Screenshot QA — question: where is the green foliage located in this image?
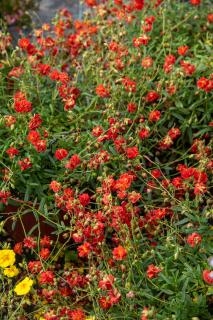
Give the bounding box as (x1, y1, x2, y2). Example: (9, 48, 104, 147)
(0, 0, 212, 319)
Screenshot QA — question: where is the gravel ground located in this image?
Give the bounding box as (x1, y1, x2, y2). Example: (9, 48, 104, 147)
(8, 0, 85, 42)
(34, 0, 84, 23)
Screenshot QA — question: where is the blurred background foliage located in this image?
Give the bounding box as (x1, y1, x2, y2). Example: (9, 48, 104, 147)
(0, 0, 38, 26)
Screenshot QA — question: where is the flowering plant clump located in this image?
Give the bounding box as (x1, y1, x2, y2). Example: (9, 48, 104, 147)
(0, 0, 212, 319)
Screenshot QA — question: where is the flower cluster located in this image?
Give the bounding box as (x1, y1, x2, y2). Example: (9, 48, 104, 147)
(0, 0, 212, 319)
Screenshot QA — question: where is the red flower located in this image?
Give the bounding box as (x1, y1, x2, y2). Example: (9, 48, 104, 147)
(126, 146, 139, 159)
(145, 16, 156, 25)
(49, 69, 60, 81)
(141, 307, 150, 320)
(114, 173, 134, 191)
(146, 180, 157, 190)
(27, 130, 40, 144)
(158, 138, 171, 150)
(149, 110, 161, 122)
(40, 236, 51, 248)
(114, 0, 123, 5)
(177, 46, 189, 56)
(133, 35, 150, 47)
(14, 98, 32, 113)
(28, 114, 42, 130)
(147, 264, 161, 279)
(128, 191, 141, 203)
(39, 270, 55, 285)
(186, 232, 202, 247)
(18, 37, 30, 49)
(34, 140, 47, 153)
(180, 167, 195, 179)
(163, 54, 176, 73)
(109, 41, 119, 52)
(165, 54, 176, 65)
(77, 242, 92, 258)
(190, 0, 201, 5)
(43, 129, 48, 138)
(161, 179, 170, 188)
(208, 14, 213, 23)
(180, 61, 196, 76)
(23, 236, 36, 249)
(99, 274, 115, 290)
(92, 126, 103, 137)
(0, 190, 11, 204)
(63, 188, 74, 199)
(166, 84, 176, 96)
(168, 128, 181, 140)
(6, 147, 19, 159)
(197, 77, 211, 92)
(194, 182, 207, 195)
(43, 310, 58, 320)
(127, 102, 137, 113)
(18, 157, 32, 171)
(145, 91, 160, 103)
(96, 84, 110, 98)
(14, 91, 32, 113)
(59, 287, 73, 297)
(0, 180, 11, 192)
(151, 169, 161, 179)
(99, 296, 112, 309)
(28, 260, 42, 274)
(40, 248, 50, 260)
(114, 137, 126, 153)
(122, 77, 137, 93)
(70, 309, 86, 320)
(55, 148, 68, 160)
(36, 63, 51, 76)
(108, 288, 121, 305)
(14, 91, 26, 102)
(134, 0, 144, 10)
(50, 181, 61, 192)
(8, 66, 24, 78)
(65, 154, 81, 170)
(142, 23, 153, 33)
(14, 242, 23, 255)
(139, 128, 150, 139)
(172, 177, 183, 189)
(79, 193, 90, 206)
(4, 115, 16, 127)
(202, 270, 213, 285)
(141, 56, 153, 69)
(112, 245, 127, 260)
(193, 171, 207, 185)
(85, 0, 97, 7)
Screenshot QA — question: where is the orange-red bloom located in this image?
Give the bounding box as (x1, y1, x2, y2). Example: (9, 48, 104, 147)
(112, 245, 127, 260)
(146, 264, 161, 279)
(55, 149, 68, 160)
(202, 270, 213, 285)
(186, 233, 202, 247)
(96, 84, 110, 98)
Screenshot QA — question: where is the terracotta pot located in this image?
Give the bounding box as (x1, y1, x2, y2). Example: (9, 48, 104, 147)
(2, 202, 66, 243)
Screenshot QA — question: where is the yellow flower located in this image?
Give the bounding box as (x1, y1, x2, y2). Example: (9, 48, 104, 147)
(86, 317, 96, 320)
(14, 277, 33, 296)
(3, 265, 19, 278)
(0, 249, 15, 268)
